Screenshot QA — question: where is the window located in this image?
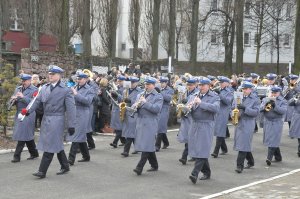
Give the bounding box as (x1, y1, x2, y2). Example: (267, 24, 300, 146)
(211, 32, 217, 44)
(244, 33, 250, 46)
(121, 43, 126, 51)
(286, 4, 292, 19)
(9, 9, 23, 31)
(283, 34, 290, 47)
(211, 0, 218, 11)
(245, 1, 251, 16)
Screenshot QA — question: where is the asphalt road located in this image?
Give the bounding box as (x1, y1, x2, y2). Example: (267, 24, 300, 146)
(0, 123, 299, 199)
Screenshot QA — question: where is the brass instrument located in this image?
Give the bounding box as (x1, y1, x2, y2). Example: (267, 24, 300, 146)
(232, 92, 243, 125)
(176, 103, 185, 118)
(119, 88, 129, 122)
(7, 87, 22, 111)
(265, 103, 272, 112)
(264, 97, 276, 112)
(83, 69, 94, 79)
(130, 91, 146, 118)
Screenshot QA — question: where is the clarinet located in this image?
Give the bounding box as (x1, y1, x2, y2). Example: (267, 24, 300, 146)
(130, 91, 146, 118)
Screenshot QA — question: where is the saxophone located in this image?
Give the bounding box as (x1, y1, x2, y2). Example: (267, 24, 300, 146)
(232, 95, 241, 125)
(119, 88, 129, 122)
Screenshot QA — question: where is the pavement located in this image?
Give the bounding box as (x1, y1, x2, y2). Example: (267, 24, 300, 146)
(0, 123, 300, 199)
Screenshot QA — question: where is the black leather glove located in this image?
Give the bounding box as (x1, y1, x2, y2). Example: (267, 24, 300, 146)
(237, 104, 246, 110)
(68, 128, 75, 136)
(270, 100, 275, 108)
(111, 91, 118, 99)
(181, 99, 188, 104)
(124, 98, 131, 104)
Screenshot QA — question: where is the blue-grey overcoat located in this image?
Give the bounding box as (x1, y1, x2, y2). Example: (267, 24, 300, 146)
(110, 86, 124, 130)
(122, 87, 142, 138)
(177, 88, 198, 143)
(260, 96, 287, 147)
(214, 87, 233, 137)
(29, 81, 76, 153)
(87, 80, 99, 132)
(188, 91, 220, 158)
(66, 84, 94, 142)
(158, 86, 174, 134)
(12, 85, 37, 141)
(134, 90, 163, 152)
(233, 92, 260, 152)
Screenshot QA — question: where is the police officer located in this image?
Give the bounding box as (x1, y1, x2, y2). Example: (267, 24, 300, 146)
(233, 81, 260, 173)
(67, 72, 94, 165)
(177, 77, 198, 165)
(260, 86, 287, 166)
(288, 82, 300, 157)
(284, 74, 299, 130)
(155, 76, 174, 152)
(121, 76, 142, 157)
(133, 76, 163, 175)
(110, 75, 126, 148)
(188, 77, 220, 184)
(11, 74, 39, 163)
(211, 76, 233, 158)
(86, 72, 99, 150)
(23, 65, 76, 178)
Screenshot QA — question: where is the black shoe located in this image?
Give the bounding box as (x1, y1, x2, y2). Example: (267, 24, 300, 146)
(32, 171, 46, 178)
(56, 168, 70, 175)
(179, 158, 187, 165)
(189, 175, 197, 184)
(121, 152, 129, 157)
(211, 153, 218, 158)
(110, 143, 117, 148)
(27, 154, 39, 160)
(119, 143, 125, 146)
(88, 147, 95, 150)
(244, 164, 254, 169)
(78, 158, 90, 162)
(131, 151, 138, 154)
(162, 145, 169, 149)
(188, 158, 195, 162)
(155, 148, 160, 152)
(199, 175, 210, 180)
(266, 159, 271, 166)
(147, 167, 158, 172)
(68, 160, 74, 166)
(235, 167, 243, 173)
(11, 158, 20, 163)
(133, 168, 142, 175)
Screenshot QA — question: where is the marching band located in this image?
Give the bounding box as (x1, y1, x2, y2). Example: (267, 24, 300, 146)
(9, 64, 300, 183)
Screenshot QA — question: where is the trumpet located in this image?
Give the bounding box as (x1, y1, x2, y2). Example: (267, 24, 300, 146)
(264, 97, 276, 112)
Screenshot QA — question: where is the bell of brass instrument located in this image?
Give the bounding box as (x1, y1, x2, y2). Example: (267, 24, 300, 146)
(264, 103, 272, 112)
(176, 103, 184, 118)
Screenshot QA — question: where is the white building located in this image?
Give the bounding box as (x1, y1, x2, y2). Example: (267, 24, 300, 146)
(88, 0, 295, 64)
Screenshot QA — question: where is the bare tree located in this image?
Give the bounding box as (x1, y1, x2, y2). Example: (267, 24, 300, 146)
(59, 0, 69, 53)
(151, 0, 161, 60)
(97, 0, 119, 59)
(29, 0, 39, 51)
(82, 0, 92, 65)
(190, 0, 200, 74)
(168, 0, 176, 58)
(235, 0, 245, 74)
(295, 0, 300, 72)
(128, 0, 141, 61)
(0, 0, 3, 61)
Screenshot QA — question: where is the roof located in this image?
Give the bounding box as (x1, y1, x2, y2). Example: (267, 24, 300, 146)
(2, 31, 58, 54)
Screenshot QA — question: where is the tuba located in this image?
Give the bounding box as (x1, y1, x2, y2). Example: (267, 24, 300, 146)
(83, 69, 94, 79)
